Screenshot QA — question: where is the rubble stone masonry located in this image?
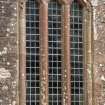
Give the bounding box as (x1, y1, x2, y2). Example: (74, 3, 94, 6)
(0, 0, 18, 105)
(92, 0, 105, 105)
(0, 0, 105, 105)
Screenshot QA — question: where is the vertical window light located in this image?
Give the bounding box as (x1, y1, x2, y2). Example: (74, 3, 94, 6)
(26, 0, 40, 105)
(48, 0, 62, 105)
(70, 0, 84, 105)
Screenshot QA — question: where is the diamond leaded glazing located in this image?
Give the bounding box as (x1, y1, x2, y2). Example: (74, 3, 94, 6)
(26, 0, 40, 105)
(70, 0, 84, 105)
(48, 0, 62, 105)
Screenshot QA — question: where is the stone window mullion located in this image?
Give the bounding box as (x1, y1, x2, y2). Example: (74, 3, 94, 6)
(19, 0, 27, 105)
(62, 3, 71, 105)
(39, 1, 49, 105)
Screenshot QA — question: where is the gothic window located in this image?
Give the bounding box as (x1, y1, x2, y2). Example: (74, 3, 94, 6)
(26, 0, 40, 105)
(48, 0, 62, 105)
(70, 0, 84, 105)
(22, 0, 92, 105)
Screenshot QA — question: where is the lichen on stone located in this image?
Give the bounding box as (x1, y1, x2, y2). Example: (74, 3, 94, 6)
(0, 68, 11, 80)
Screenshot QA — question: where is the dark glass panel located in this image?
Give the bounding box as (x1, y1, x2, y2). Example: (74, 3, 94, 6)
(70, 0, 84, 105)
(26, 0, 40, 105)
(48, 0, 62, 105)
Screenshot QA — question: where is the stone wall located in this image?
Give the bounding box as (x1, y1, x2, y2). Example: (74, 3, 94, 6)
(0, 0, 105, 105)
(91, 0, 105, 105)
(0, 0, 18, 105)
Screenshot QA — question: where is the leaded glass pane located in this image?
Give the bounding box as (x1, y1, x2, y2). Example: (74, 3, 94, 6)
(70, 0, 84, 105)
(48, 0, 62, 105)
(26, 1, 40, 105)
